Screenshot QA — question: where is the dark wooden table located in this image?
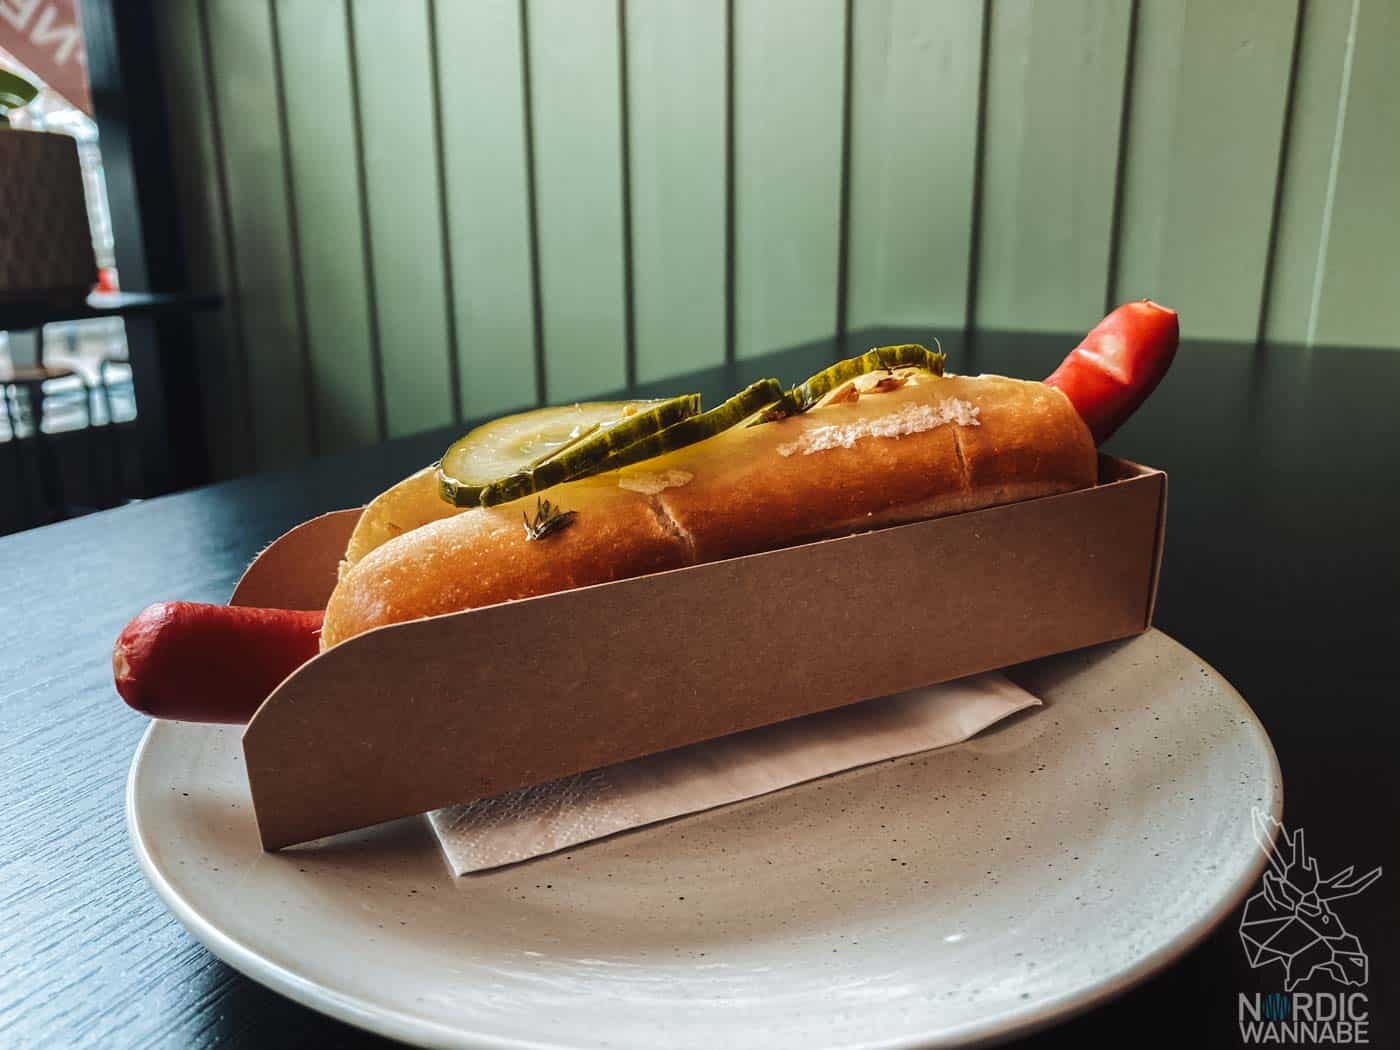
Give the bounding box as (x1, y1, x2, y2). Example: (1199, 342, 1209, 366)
(3, 330, 1396, 1048)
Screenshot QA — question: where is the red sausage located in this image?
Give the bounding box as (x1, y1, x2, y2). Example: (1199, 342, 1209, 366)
(1045, 300, 1179, 444)
(113, 602, 323, 724)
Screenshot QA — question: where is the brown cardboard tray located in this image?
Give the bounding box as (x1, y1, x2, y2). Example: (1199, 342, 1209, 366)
(234, 454, 1166, 850)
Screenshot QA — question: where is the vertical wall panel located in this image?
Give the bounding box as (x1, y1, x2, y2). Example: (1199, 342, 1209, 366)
(152, 0, 1400, 487)
(275, 0, 378, 454)
(349, 0, 455, 436)
(1308, 0, 1400, 349)
(1261, 0, 1352, 345)
(1114, 0, 1298, 341)
(205, 0, 311, 468)
(153, 3, 250, 480)
(976, 0, 1131, 333)
(734, 0, 845, 359)
(435, 0, 539, 419)
(626, 0, 726, 383)
(847, 0, 982, 332)
(528, 0, 628, 402)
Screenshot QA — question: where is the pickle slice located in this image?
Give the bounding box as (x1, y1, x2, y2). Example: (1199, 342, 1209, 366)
(437, 400, 659, 507)
(595, 378, 783, 472)
(748, 343, 946, 425)
(478, 394, 702, 506)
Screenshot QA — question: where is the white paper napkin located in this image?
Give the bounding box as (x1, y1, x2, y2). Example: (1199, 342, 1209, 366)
(427, 672, 1040, 875)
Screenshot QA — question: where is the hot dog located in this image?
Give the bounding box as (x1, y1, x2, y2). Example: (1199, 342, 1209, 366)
(113, 603, 323, 724)
(114, 303, 1178, 722)
(321, 372, 1096, 646)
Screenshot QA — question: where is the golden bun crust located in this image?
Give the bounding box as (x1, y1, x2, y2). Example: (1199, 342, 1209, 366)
(321, 479, 690, 648)
(341, 466, 460, 570)
(652, 374, 1094, 560)
(322, 374, 1095, 647)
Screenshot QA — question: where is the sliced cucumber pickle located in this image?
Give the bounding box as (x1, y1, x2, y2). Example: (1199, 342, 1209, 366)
(437, 400, 660, 507)
(749, 343, 946, 425)
(438, 344, 940, 508)
(477, 394, 701, 506)
(595, 378, 783, 473)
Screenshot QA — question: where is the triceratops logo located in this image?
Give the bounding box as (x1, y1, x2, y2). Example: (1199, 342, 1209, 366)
(1240, 810, 1382, 991)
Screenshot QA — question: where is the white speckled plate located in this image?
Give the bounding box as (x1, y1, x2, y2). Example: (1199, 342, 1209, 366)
(128, 628, 1280, 1049)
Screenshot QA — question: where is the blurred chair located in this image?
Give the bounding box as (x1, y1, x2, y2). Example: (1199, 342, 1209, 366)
(93, 318, 134, 427)
(0, 326, 105, 522)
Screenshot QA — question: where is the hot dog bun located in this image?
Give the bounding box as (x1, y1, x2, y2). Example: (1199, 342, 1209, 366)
(321, 374, 1095, 648)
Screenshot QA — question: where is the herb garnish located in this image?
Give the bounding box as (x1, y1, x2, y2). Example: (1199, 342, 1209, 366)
(523, 497, 577, 541)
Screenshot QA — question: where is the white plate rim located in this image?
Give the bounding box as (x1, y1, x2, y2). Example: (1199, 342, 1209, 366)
(127, 635, 1283, 1050)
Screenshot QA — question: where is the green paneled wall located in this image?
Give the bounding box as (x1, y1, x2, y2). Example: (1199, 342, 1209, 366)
(275, 0, 379, 454)
(156, 0, 1400, 479)
(528, 0, 630, 401)
(351, 1, 457, 437)
(733, 0, 845, 360)
(1113, 0, 1297, 340)
(205, 0, 312, 468)
(626, 0, 727, 383)
(435, 0, 539, 420)
(1303, 0, 1400, 349)
(976, 0, 1132, 332)
(846, 0, 982, 332)
(1261, 0, 1352, 345)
